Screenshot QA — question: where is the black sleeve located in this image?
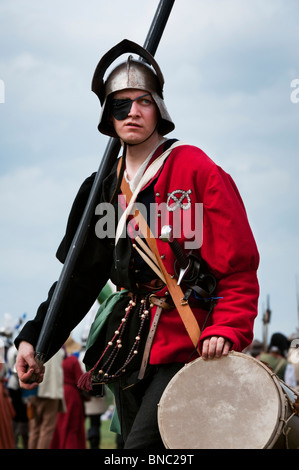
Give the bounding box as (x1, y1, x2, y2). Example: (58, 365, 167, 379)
(56, 172, 97, 262)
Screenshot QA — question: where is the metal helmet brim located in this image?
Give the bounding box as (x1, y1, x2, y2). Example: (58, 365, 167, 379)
(92, 39, 175, 138)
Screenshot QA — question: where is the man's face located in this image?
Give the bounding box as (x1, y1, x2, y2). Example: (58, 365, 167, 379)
(110, 88, 159, 145)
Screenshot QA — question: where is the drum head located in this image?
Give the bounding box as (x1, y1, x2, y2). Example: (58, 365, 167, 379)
(158, 352, 284, 449)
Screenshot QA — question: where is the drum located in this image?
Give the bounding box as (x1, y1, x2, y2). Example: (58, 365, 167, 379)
(158, 351, 299, 449)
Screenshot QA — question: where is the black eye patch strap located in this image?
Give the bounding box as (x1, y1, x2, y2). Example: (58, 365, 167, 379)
(111, 93, 150, 120)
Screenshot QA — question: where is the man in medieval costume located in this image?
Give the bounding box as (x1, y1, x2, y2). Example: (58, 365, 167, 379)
(15, 40, 259, 449)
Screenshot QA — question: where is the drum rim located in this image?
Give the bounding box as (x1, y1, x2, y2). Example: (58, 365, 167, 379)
(158, 351, 286, 449)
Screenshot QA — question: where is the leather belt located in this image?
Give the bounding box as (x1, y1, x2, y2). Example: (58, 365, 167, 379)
(150, 294, 174, 310)
(129, 282, 200, 380)
(138, 294, 173, 380)
(127, 290, 173, 380)
(128, 288, 200, 380)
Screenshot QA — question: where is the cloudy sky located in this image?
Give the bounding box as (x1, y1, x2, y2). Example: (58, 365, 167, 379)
(0, 0, 298, 346)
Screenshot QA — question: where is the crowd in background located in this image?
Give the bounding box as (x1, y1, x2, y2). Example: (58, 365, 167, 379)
(245, 332, 299, 390)
(0, 331, 118, 450)
(1, 324, 298, 449)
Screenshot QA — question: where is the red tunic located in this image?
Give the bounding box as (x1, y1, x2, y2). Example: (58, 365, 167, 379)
(138, 144, 259, 364)
(50, 354, 86, 449)
(0, 366, 15, 449)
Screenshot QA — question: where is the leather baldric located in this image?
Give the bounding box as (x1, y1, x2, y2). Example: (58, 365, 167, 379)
(116, 150, 201, 368)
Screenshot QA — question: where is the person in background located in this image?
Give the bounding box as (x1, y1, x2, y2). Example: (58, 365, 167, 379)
(27, 348, 64, 449)
(0, 333, 15, 449)
(84, 388, 108, 449)
(288, 333, 299, 392)
(7, 344, 29, 448)
(243, 339, 263, 358)
(259, 332, 297, 388)
(50, 336, 86, 449)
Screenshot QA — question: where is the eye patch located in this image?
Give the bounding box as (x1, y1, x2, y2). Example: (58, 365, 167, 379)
(111, 93, 150, 120)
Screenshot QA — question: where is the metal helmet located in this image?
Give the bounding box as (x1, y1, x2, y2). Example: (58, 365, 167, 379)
(92, 39, 175, 138)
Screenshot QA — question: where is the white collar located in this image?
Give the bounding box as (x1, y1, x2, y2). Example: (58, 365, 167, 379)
(124, 138, 167, 193)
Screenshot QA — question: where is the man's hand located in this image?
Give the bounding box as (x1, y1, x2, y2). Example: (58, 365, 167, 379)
(15, 341, 45, 390)
(202, 336, 231, 360)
